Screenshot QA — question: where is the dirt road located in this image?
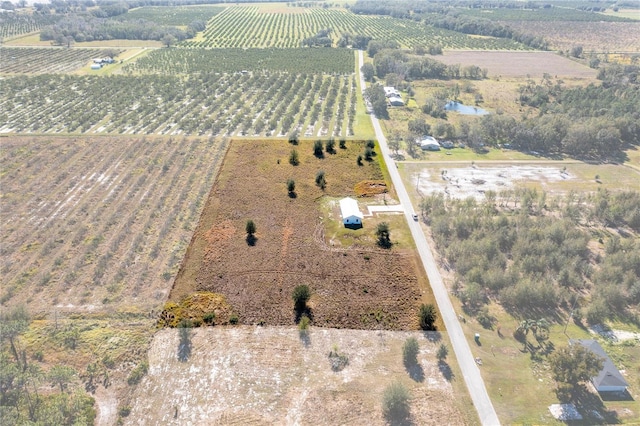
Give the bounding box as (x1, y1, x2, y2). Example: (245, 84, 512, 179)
(358, 50, 501, 426)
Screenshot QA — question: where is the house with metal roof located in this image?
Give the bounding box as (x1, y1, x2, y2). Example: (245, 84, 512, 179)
(572, 339, 629, 393)
(339, 197, 363, 227)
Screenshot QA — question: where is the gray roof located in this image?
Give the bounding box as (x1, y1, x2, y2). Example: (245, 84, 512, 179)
(572, 339, 628, 389)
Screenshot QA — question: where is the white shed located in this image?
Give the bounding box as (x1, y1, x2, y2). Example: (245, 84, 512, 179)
(339, 197, 363, 227)
(572, 339, 629, 393)
(417, 136, 440, 151)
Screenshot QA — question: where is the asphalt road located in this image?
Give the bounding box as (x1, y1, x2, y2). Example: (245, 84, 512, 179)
(358, 50, 501, 426)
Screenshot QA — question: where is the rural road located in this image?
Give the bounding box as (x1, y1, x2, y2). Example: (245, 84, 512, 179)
(358, 50, 501, 426)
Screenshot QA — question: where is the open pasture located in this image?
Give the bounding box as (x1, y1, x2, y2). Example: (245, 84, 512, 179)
(124, 47, 354, 75)
(184, 5, 529, 50)
(454, 6, 633, 22)
(0, 71, 359, 138)
(0, 47, 121, 75)
(169, 139, 434, 330)
(437, 51, 598, 79)
(504, 21, 640, 53)
(122, 5, 224, 26)
(0, 135, 229, 315)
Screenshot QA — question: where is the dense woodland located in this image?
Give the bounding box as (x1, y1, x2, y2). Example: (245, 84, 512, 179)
(420, 188, 640, 325)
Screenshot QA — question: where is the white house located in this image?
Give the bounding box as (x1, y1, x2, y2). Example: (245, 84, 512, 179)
(417, 136, 440, 151)
(339, 197, 363, 227)
(383, 86, 400, 98)
(572, 340, 629, 393)
(388, 96, 405, 107)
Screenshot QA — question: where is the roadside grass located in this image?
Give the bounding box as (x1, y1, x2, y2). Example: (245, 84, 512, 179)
(353, 51, 375, 139)
(601, 9, 640, 20)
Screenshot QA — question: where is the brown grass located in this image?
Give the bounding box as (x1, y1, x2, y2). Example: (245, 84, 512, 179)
(170, 139, 438, 330)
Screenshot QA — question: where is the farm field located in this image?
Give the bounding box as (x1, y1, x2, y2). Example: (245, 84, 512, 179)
(436, 51, 598, 79)
(0, 135, 229, 314)
(454, 7, 633, 22)
(0, 47, 121, 74)
(169, 139, 437, 330)
(184, 5, 530, 50)
(504, 21, 640, 53)
(126, 327, 476, 425)
(0, 11, 60, 39)
(3, 33, 164, 48)
(0, 71, 359, 138)
(122, 5, 224, 25)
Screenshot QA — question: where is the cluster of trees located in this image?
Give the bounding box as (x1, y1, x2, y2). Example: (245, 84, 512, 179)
(40, 14, 201, 44)
(336, 33, 371, 49)
(420, 188, 640, 322)
(0, 306, 96, 425)
(301, 28, 332, 47)
(373, 48, 486, 81)
(363, 84, 389, 119)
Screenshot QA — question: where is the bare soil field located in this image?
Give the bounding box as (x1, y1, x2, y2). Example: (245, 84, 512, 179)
(170, 139, 435, 330)
(0, 135, 229, 315)
(126, 327, 473, 425)
(438, 51, 598, 79)
(504, 21, 640, 53)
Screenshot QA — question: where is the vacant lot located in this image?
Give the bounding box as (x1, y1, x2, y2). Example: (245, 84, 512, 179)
(437, 51, 598, 79)
(127, 327, 474, 425)
(170, 139, 435, 330)
(505, 21, 640, 53)
(0, 135, 228, 315)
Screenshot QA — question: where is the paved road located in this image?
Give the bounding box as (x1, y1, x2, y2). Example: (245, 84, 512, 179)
(358, 50, 501, 426)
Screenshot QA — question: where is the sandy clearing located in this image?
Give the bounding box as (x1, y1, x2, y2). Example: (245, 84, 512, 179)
(126, 326, 467, 425)
(412, 164, 573, 200)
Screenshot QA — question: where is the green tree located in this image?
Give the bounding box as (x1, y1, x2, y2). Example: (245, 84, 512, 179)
(419, 304, 437, 330)
(162, 34, 177, 48)
(361, 63, 375, 82)
(245, 220, 256, 236)
(292, 285, 311, 312)
(289, 149, 299, 166)
(402, 337, 419, 367)
(315, 170, 326, 190)
(376, 222, 391, 248)
(48, 365, 76, 393)
(550, 344, 603, 401)
(0, 305, 30, 364)
(436, 343, 449, 361)
(325, 138, 335, 154)
(287, 179, 296, 195)
(382, 382, 410, 423)
(313, 140, 324, 158)
(356, 155, 363, 166)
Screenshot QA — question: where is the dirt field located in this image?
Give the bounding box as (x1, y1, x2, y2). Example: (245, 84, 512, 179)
(126, 327, 473, 425)
(0, 135, 228, 315)
(170, 139, 435, 330)
(438, 51, 598, 79)
(504, 21, 640, 54)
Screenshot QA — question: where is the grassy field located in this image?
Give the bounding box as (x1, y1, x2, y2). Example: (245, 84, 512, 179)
(169, 139, 438, 330)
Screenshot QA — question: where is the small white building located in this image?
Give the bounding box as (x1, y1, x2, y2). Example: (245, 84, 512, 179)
(417, 136, 440, 151)
(383, 86, 400, 98)
(339, 197, 363, 227)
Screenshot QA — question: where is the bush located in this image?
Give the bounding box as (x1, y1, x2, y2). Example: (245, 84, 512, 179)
(328, 344, 349, 371)
(119, 406, 131, 417)
(382, 382, 410, 423)
(289, 149, 299, 165)
(292, 284, 311, 312)
(376, 222, 391, 248)
(127, 361, 148, 385)
(298, 314, 310, 331)
(245, 220, 256, 235)
(339, 139, 346, 149)
(287, 178, 295, 194)
(419, 304, 437, 330)
(402, 337, 419, 367)
(436, 343, 449, 361)
(203, 312, 215, 325)
(326, 138, 335, 154)
(229, 314, 239, 325)
(357, 155, 363, 166)
(313, 140, 324, 158)
(315, 170, 326, 190)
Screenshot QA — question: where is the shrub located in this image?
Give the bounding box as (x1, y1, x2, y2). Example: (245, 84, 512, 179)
(419, 304, 437, 330)
(245, 220, 256, 235)
(203, 312, 216, 325)
(315, 170, 326, 190)
(292, 284, 311, 312)
(364, 146, 374, 161)
(366, 140, 375, 149)
(325, 138, 335, 154)
(313, 140, 324, 158)
(436, 343, 448, 361)
(289, 149, 299, 165)
(119, 406, 131, 417)
(382, 382, 410, 423)
(127, 361, 148, 385)
(376, 222, 391, 248)
(298, 314, 310, 331)
(339, 139, 346, 149)
(229, 314, 239, 325)
(402, 337, 419, 367)
(328, 344, 349, 371)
